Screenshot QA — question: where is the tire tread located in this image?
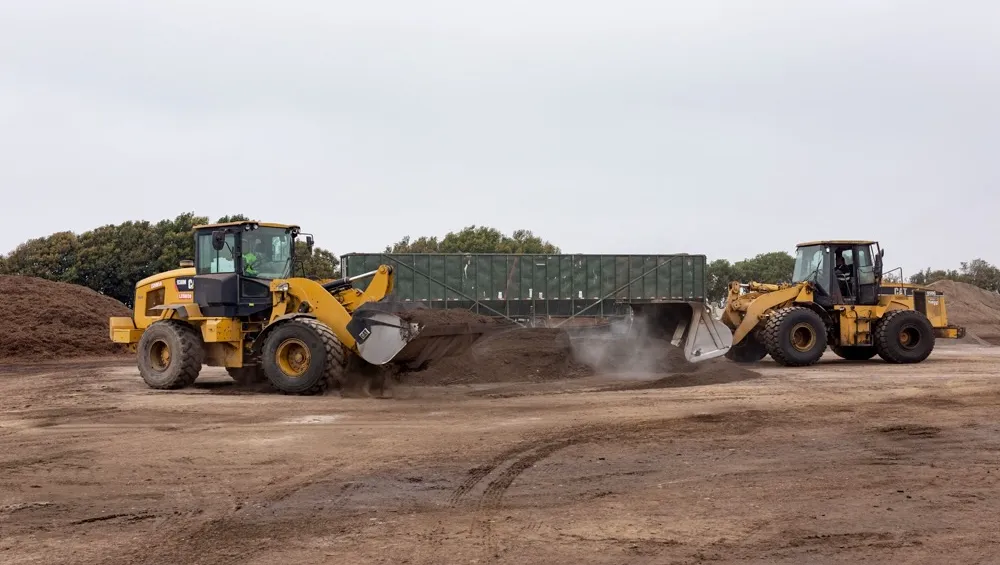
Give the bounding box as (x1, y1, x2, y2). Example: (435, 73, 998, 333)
(762, 306, 827, 367)
(137, 320, 204, 389)
(874, 309, 935, 364)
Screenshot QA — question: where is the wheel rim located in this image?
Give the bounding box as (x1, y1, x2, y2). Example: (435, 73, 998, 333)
(276, 339, 311, 378)
(790, 323, 817, 352)
(150, 339, 171, 371)
(899, 326, 921, 350)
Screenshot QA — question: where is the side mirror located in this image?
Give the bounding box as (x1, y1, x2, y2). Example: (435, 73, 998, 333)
(212, 230, 227, 251)
(306, 235, 314, 252)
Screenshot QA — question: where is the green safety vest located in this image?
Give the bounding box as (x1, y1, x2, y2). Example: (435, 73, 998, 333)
(244, 252, 258, 275)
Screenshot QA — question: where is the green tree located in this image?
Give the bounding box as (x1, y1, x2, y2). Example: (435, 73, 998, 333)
(295, 242, 341, 279)
(705, 251, 796, 303)
(155, 213, 210, 272)
(732, 251, 796, 285)
(908, 260, 1000, 292)
(909, 267, 960, 286)
(385, 235, 441, 253)
(706, 258, 736, 303)
(386, 226, 560, 254)
(216, 214, 250, 223)
(73, 220, 169, 307)
(0, 231, 81, 282)
(958, 259, 1000, 292)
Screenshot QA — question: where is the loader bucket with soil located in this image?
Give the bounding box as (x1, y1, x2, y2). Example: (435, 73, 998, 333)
(349, 303, 501, 370)
(628, 302, 733, 363)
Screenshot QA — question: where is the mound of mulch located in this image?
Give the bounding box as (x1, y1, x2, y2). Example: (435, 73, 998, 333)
(0, 275, 133, 361)
(385, 316, 760, 387)
(396, 326, 595, 386)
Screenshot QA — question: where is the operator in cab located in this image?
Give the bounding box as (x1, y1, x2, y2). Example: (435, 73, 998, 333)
(835, 251, 852, 298)
(242, 236, 267, 277)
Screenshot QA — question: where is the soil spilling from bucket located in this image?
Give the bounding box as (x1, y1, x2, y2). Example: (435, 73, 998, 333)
(375, 308, 761, 388)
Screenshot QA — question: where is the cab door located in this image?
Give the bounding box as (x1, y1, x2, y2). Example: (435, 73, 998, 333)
(854, 244, 878, 305)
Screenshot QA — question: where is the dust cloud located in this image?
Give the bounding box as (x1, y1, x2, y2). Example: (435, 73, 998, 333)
(568, 315, 697, 376)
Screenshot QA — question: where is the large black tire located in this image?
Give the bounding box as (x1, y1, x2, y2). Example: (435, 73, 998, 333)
(226, 366, 267, 386)
(762, 306, 828, 366)
(136, 320, 204, 389)
(874, 309, 935, 364)
(831, 345, 878, 361)
(725, 334, 768, 363)
(261, 318, 345, 395)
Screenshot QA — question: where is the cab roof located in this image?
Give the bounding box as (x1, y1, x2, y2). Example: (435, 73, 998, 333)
(193, 221, 300, 231)
(796, 240, 877, 247)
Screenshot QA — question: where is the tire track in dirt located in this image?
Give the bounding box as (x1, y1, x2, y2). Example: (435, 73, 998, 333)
(93, 461, 353, 565)
(108, 409, 787, 564)
(451, 409, 782, 561)
(473, 439, 580, 559)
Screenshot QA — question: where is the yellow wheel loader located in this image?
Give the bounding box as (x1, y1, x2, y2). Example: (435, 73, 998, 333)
(109, 221, 490, 394)
(719, 240, 965, 366)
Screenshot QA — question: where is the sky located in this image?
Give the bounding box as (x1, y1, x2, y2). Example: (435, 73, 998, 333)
(1, 1, 998, 278)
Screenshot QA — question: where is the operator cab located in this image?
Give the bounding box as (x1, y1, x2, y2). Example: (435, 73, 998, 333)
(191, 221, 309, 318)
(792, 240, 884, 307)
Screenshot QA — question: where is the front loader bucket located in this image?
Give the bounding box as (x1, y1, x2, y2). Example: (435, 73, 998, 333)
(347, 305, 493, 369)
(629, 302, 733, 363)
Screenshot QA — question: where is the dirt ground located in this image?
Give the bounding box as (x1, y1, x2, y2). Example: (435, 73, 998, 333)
(2, 343, 1000, 565)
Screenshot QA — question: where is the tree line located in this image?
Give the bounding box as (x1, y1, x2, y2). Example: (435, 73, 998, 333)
(1, 215, 995, 306)
(0, 213, 340, 307)
(908, 259, 1000, 293)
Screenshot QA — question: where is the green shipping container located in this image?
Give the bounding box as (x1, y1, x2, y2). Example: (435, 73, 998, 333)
(340, 253, 707, 322)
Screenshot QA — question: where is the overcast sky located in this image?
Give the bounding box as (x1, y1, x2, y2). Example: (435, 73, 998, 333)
(1, 1, 997, 277)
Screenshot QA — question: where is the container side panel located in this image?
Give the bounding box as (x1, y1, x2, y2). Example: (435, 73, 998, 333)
(545, 256, 561, 299)
(339, 252, 708, 308)
(492, 256, 509, 301)
(601, 256, 616, 299)
(475, 256, 492, 300)
(530, 256, 546, 301)
(615, 256, 629, 300)
(560, 256, 574, 299)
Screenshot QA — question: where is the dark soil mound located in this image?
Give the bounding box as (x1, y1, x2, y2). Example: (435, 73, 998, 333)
(395, 326, 595, 386)
(0, 275, 132, 361)
(386, 318, 760, 388)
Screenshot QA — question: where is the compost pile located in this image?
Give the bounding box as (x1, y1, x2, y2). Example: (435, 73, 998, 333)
(389, 307, 759, 387)
(399, 325, 595, 385)
(0, 275, 132, 361)
(928, 280, 1000, 345)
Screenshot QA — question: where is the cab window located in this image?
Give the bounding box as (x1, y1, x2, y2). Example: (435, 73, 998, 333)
(239, 227, 294, 279)
(856, 245, 875, 285)
(197, 232, 236, 274)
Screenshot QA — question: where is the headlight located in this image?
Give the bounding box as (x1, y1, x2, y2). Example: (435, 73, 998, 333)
(276, 282, 289, 292)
